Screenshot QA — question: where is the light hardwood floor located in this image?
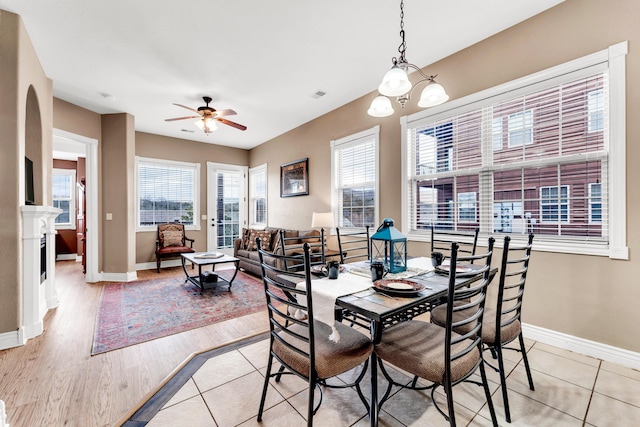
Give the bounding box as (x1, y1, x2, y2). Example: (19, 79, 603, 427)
(0, 260, 269, 427)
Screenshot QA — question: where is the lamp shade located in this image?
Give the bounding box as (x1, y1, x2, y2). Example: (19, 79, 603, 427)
(311, 212, 335, 229)
(367, 95, 394, 117)
(378, 65, 412, 97)
(417, 81, 449, 108)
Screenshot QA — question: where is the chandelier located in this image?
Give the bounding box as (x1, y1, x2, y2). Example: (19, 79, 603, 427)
(367, 0, 449, 117)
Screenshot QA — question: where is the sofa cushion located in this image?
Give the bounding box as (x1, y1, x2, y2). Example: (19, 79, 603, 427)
(298, 229, 320, 244)
(162, 230, 183, 247)
(237, 249, 252, 259)
(247, 251, 261, 262)
(247, 229, 273, 251)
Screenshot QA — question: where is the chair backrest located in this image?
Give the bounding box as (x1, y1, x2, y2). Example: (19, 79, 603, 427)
(493, 234, 534, 346)
(157, 223, 186, 248)
(336, 226, 370, 264)
(431, 225, 479, 262)
(444, 237, 495, 385)
(278, 229, 326, 272)
(256, 238, 317, 377)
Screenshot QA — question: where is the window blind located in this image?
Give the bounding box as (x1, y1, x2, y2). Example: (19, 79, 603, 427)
(331, 126, 379, 229)
(405, 70, 609, 245)
(137, 157, 199, 228)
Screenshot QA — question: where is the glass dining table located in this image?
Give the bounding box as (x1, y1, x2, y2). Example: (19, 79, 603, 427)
(278, 257, 492, 427)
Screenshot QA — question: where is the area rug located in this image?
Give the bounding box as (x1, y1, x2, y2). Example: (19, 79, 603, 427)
(91, 270, 268, 355)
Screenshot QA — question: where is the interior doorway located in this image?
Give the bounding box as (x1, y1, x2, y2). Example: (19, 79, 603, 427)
(206, 162, 247, 255)
(53, 129, 99, 282)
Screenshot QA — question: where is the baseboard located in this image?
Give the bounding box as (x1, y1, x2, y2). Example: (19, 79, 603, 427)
(136, 259, 182, 271)
(523, 323, 640, 370)
(56, 254, 77, 261)
(101, 271, 138, 282)
(0, 329, 22, 351)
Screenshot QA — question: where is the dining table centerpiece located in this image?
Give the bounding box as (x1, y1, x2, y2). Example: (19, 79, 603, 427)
(370, 218, 407, 274)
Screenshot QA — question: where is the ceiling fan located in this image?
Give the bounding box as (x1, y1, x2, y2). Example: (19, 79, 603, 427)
(165, 96, 247, 134)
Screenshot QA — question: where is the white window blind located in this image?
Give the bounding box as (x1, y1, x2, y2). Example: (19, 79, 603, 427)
(249, 164, 267, 227)
(331, 126, 379, 229)
(136, 157, 200, 230)
(402, 42, 628, 258)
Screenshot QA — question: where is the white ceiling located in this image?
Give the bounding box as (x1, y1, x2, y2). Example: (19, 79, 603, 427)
(1, 0, 564, 150)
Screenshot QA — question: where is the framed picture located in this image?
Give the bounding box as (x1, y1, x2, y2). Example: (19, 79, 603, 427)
(280, 158, 309, 197)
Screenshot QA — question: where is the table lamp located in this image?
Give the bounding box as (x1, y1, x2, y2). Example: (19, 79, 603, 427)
(311, 212, 334, 231)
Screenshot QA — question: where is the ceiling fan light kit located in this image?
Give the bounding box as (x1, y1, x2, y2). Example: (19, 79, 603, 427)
(368, 0, 449, 117)
(165, 96, 247, 134)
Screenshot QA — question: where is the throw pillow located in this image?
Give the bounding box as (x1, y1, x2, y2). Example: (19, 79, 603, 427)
(247, 229, 273, 251)
(240, 228, 251, 249)
(162, 230, 183, 247)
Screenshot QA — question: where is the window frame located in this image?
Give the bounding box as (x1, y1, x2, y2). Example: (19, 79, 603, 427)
(330, 125, 380, 232)
(52, 168, 76, 230)
(401, 41, 628, 259)
(248, 163, 268, 228)
(135, 156, 201, 232)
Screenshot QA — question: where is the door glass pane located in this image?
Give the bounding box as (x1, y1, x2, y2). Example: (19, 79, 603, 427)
(216, 171, 241, 249)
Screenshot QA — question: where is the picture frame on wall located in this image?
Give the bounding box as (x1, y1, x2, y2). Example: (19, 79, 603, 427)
(280, 158, 309, 197)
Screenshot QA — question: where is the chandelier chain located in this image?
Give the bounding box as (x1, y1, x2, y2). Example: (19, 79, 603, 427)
(397, 0, 407, 64)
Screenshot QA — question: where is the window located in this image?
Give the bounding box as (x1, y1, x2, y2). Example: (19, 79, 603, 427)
(589, 183, 602, 224)
(458, 192, 477, 223)
(136, 157, 200, 230)
(331, 126, 379, 229)
(402, 42, 628, 258)
(588, 89, 604, 132)
(507, 110, 534, 147)
(249, 164, 267, 227)
(53, 168, 76, 229)
(540, 186, 569, 223)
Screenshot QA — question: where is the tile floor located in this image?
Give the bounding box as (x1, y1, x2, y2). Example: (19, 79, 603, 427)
(124, 330, 640, 426)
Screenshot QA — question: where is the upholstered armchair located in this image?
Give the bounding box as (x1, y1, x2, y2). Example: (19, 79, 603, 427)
(155, 223, 195, 272)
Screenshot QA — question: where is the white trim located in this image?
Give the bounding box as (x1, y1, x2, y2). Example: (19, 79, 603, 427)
(330, 125, 380, 231)
(135, 156, 201, 232)
(523, 323, 640, 371)
(56, 254, 77, 261)
(607, 42, 628, 260)
(53, 128, 99, 283)
(52, 168, 76, 229)
(100, 271, 138, 282)
(401, 41, 628, 259)
(0, 329, 23, 351)
(248, 163, 268, 228)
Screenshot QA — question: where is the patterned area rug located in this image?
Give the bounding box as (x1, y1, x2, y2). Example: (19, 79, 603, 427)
(91, 270, 267, 355)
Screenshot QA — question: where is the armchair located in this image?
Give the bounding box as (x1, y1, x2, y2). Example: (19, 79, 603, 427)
(155, 223, 195, 272)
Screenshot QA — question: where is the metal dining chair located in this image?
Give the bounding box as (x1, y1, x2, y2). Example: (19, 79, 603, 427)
(430, 233, 535, 422)
(375, 238, 498, 427)
(255, 238, 373, 426)
(430, 224, 479, 262)
(336, 226, 371, 263)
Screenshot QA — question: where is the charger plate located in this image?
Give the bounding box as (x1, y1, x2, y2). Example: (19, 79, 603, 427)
(434, 263, 482, 275)
(373, 279, 424, 296)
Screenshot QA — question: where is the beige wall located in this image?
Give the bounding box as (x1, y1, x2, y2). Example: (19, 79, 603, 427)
(0, 10, 52, 333)
(249, 0, 640, 352)
(135, 132, 249, 264)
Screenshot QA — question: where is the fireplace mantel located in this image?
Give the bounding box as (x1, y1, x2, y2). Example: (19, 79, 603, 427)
(21, 205, 61, 343)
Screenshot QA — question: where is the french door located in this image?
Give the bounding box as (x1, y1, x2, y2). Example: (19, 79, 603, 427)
(206, 162, 247, 255)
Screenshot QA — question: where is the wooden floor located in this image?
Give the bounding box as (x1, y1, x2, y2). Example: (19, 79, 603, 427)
(0, 261, 269, 427)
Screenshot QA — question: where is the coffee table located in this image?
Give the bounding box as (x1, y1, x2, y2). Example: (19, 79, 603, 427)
(180, 252, 240, 293)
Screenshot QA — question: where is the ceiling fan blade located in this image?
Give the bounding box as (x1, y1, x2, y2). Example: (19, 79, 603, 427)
(172, 103, 200, 114)
(165, 115, 200, 122)
(216, 118, 247, 131)
(214, 109, 237, 117)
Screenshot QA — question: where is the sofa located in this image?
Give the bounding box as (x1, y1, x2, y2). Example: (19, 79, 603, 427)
(233, 227, 323, 279)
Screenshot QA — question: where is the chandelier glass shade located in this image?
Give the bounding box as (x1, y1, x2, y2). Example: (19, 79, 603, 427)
(368, 0, 449, 117)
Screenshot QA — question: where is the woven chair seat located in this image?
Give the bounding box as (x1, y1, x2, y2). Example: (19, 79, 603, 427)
(273, 321, 373, 379)
(375, 320, 480, 384)
(431, 304, 521, 345)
